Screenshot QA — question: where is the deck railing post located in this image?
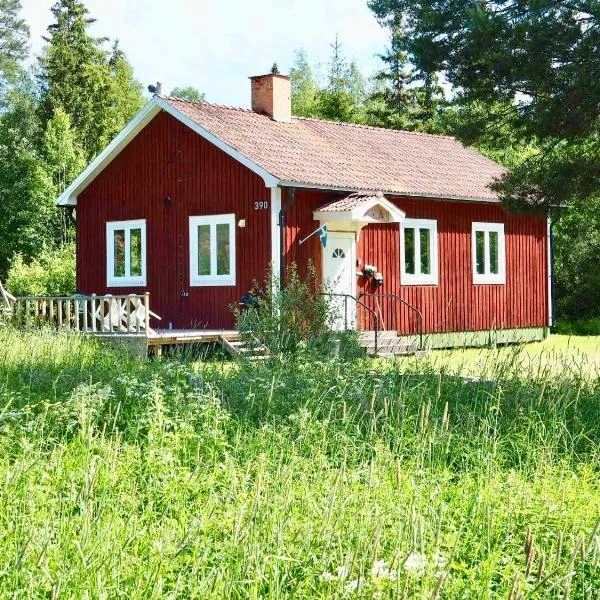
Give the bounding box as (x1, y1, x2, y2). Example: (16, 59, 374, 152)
(144, 292, 150, 336)
(91, 294, 97, 333)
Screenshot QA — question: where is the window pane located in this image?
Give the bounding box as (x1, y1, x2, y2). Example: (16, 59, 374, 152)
(475, 230, 485, 275)
(489, 231, 499, 274)
(113, 230, 126, 277)
(197, 224, 211, 275)
(216, 223, 230, 275)
(130, 228, 142, 277)
(420, 228, 431, 275)
(404, 227, 415, 274)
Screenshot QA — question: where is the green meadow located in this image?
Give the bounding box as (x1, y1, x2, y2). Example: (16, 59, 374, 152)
(0, 329, 598, 598)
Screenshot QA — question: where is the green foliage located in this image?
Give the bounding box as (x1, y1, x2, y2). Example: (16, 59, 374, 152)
(233, 262, 345, 358)
(367, 21, 446, 132)
(0, 0, 29, 101)
(554, 198, 600, 321)
(169, 86, 205, 102)
(368, 0, 600, 209)
(0, 88, 59, 278)
(290, 39, 368, 123)
(38, 0, 144, 160)
(554, 319, 600, 337)
(0, 329, 598, 596)
(42, 106, 85, 193)
(6, 243, 75, 296)
(290, 49, 318, 117)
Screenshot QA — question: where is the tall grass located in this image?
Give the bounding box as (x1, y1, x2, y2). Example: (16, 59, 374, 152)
(0, 328, 598, 598)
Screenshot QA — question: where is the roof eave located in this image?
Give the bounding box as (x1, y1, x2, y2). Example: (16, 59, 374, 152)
(277, 180, 501, 204)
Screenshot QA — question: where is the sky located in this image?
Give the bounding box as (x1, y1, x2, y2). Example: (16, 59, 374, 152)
(21, 0, 389, 107)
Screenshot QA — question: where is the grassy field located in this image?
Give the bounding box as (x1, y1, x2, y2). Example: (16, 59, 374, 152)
(0, 329, 598, 598)
(423, 335, 600, 380)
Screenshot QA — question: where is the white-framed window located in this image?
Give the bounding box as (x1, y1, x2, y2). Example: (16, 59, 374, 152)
(189, 214, 236, 286)
(400, 218, 439, 285)
(472, 222, 506, 284)
(106, 219, 146, 287)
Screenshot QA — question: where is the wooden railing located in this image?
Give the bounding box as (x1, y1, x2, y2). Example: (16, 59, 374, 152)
(8, 293, 157, 335)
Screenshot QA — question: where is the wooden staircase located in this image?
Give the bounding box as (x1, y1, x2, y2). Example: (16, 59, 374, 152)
(219, 335, 271, 361)
(359, 331, 427, 358)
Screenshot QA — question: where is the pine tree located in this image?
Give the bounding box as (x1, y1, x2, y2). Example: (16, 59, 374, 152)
(108, 40, 144, 134)
(0, 0, 29, 102)
(38, 0, 114, 159)
(315, 36, 362, 122)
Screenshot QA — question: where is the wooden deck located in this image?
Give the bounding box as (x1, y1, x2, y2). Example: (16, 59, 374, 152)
(147, 329, 240, 357)
(148, 329, 239, 345)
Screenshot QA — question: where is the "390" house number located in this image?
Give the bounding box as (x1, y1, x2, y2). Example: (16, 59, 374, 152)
(255, 201, 269, 210)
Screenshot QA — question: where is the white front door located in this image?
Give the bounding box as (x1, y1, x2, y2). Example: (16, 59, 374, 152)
(323, 232, 356, 330)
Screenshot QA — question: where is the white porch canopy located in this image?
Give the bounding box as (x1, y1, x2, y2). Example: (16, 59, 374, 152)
(313, 192, 406, 239)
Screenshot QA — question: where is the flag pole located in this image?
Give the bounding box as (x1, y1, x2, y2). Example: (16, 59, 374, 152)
(299, 224, 328, 246)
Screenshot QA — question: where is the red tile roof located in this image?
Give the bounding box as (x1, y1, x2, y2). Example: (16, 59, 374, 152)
(317, 193, 384, 212)
(164, 97, 507, 201)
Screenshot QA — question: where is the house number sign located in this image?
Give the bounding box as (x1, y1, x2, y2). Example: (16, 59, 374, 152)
(255, 201, 269, 210)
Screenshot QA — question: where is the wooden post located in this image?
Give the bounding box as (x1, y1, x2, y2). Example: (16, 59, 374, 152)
(74, 298, 80, 331)
(83, 298, 88, 332)
(144, 292, 150, 336)
(99, 296, 105, 332)
(91, 294, 97, 333)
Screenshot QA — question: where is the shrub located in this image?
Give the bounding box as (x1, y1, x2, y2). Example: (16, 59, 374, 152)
(233, 262, 362, 359)
(554, 318, 600, 336)
(6, 243, 75, 297)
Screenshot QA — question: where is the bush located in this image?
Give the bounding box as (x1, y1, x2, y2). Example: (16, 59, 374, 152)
(554, 318, 600, 336)
(6, 243, 75, 296)
(233, 262, 363, 359)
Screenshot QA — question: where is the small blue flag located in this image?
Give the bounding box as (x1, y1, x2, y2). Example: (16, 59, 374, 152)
(319, 225, 328, 248)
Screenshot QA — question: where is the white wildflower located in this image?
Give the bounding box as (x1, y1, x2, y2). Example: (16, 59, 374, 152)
(319, 571, 336, 582)
(336, 566, 350, 579)
(370, 560, 396, 580)
(432, 551, 449, 569)
(403, 552, 428, 574)
(344, 579, 361, 593)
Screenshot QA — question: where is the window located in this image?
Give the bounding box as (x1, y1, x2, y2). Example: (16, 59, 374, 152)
(472, 222, 506, 284)
(400, 219, 438, 285)
(189, 214, 236, 286)
(106, 220, 146, 287)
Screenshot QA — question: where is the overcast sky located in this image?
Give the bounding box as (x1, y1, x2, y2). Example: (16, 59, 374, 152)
(21, 0, 388, 107)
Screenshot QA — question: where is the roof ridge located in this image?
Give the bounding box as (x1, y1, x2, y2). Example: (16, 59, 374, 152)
(293, 114, 457, 140)
(162, 96, 458, 139)
(161, 95, 254, 113)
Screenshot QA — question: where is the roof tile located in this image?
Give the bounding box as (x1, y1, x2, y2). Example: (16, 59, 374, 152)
(164, 97, 506, 201)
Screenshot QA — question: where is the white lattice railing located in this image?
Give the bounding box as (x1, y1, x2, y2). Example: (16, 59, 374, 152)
(8, 293, 159, 335)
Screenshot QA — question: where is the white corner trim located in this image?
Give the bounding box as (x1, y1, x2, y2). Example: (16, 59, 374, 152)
(155, 97, 279, 188)
(270, 187, 282, 285)
(400, 218, 439, 286)
(57, 100, 162, 206)
(472, 222, 506, 285)
(56, 96, 281, 207)
(189, 213, 236, 287)
(547, 218, 553, 327)
(106, 219, 147, 287)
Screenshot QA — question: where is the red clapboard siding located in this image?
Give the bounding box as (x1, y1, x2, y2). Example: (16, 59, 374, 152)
(77, 111, 271, 329)
(284, 189, 548, 334)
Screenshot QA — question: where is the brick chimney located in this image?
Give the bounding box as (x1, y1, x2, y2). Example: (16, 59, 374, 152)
(250, 73, 292, 123)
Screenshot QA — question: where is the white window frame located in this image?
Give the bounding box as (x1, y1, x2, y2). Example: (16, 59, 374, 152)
(400, 218, 439, 285)
(189, 214, 236, 287)
(106, 219, 147, 287)
(472, 222, 506, 285)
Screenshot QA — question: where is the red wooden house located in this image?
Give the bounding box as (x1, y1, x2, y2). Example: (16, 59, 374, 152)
(57, 72, 551, 349)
